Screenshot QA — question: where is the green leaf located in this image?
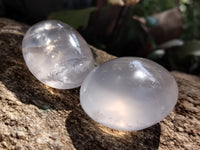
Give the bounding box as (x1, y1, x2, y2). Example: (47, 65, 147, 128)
(49, 7, 97, 29)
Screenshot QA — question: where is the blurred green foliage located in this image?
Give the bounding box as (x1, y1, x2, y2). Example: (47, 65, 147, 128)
(132, 0, 177, 16)
(147, 41, 200, 76)
(132, 0, 200, 41)
(164, 41, 200, 75)
(49, 7, 97, 29)
(181, 0, 200, 40)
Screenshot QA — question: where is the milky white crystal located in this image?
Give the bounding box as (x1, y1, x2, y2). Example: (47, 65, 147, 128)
(22, 20, 94, 89)
(80, 57, 178, 131)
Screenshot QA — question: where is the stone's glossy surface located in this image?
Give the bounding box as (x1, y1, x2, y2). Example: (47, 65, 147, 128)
(22, 20, 94, 89)
(80, 57, 178, 131)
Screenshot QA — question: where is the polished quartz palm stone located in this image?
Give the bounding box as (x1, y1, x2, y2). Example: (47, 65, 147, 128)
(22, 20, 94, 89)
(80, 57, 178, 131)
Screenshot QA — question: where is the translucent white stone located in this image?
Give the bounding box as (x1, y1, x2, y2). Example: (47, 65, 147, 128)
(80, 57, 178, 131)
(22, 20, 94, 89)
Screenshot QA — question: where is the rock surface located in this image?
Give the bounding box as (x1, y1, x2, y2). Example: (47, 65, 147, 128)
(0, 18, 199, 150)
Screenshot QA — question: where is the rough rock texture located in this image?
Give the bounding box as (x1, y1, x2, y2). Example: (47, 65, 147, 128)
(0, 18, 199, 150)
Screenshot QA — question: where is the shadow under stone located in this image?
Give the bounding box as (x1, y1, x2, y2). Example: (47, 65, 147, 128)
(66, 106, 161, 150)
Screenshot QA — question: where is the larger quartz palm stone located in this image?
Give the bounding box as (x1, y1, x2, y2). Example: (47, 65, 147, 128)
(80, 57, 178, 131)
